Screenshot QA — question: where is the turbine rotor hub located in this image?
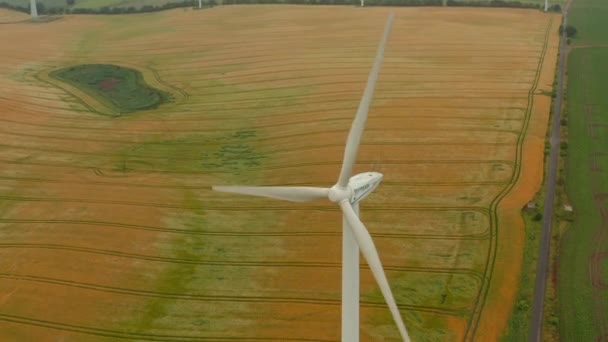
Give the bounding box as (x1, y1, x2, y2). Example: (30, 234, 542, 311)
(328, 185, 352, 203)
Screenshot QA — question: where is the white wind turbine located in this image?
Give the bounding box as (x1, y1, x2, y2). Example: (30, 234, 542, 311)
(29, 0, 38, 18)
(213, 13, 409, 342)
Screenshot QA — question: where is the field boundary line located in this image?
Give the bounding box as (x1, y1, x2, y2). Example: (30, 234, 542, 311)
(464, 15, 554, 341)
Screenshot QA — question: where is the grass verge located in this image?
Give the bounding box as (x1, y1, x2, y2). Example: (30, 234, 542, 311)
(500, 181, 544, 341)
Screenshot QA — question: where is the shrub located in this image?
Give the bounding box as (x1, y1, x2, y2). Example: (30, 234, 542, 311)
(559, 25, 577, 38)
(549, 3, 560, 11)
(548, 315, 559, 326)
(516, 299, 530, 311)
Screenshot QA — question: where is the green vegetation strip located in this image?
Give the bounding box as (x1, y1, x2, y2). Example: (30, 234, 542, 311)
(561, 37, 608, 342)
(550, 0, 608, 340)
(501, 191, 545, 340)
(49, 64, 172, 115)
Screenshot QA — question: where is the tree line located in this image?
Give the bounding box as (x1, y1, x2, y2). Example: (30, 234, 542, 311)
(0, 0, 212, 15)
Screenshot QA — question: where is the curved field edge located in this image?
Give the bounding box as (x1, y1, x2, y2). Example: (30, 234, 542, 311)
(39, 62, 186, 117)
(470, 15, 561, 341)
(500, 12, 564, 341)
(49, 64, 172, 113)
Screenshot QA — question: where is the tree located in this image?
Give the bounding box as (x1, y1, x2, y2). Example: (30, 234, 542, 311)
(36, 2, 46, 14)
(560, 25, 577, 38)
(66, 0, 75, 6)
(549, 3, 561, 12)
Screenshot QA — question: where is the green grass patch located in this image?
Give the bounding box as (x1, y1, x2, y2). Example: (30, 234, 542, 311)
(127, 190, 218, 332)
(568, 0, 608, 46)
(561, 47, 608, 340)
(500, 204, 542, 341)
(111, 130, 266, 180)
(601, 257, 608, 284)
(559, 2, 608, 335)
(49, 63, 172, 114)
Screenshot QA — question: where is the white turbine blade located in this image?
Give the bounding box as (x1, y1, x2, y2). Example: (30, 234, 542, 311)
(339, 200, 411, 342)
(336, 13, 394, 188)
(212, 186, 329, 202)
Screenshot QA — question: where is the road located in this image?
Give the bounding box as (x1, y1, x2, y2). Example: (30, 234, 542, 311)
(528, 5, 571, 342)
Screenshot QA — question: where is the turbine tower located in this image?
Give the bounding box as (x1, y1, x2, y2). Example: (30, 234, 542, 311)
(213, 13, 410, 342)
(545, 0, 548, 11)
(29, 0, 38, 18)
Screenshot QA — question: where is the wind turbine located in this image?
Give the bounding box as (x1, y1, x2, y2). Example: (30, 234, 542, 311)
(29, 0, 38, 18)
(212, 13, 410, 342)
(545, 0, 548, 12)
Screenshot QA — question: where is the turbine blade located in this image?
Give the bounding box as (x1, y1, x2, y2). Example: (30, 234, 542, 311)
(212, 186, 329, 202)
(339, 200, 411, 342)
(336, 13, 394, 188)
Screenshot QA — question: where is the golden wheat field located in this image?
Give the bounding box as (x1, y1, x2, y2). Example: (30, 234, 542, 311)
(0, 5, 560, 341)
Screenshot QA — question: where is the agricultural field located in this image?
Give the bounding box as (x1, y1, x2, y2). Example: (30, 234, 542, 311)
(2, 0, 568, 11)
(0, 5, 559, 341)
(559, 0, 608, 340)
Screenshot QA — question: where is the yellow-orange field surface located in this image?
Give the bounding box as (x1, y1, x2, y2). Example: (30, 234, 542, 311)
(0, 6, 560, 341)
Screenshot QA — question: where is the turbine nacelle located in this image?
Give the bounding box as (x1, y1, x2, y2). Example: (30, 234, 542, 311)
(349, 172, 383, 204)
(328, 172, 383, 204)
